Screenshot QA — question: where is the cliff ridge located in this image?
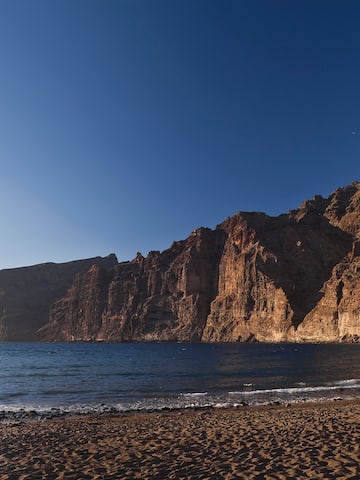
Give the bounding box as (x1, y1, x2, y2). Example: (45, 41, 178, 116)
(38, 182, 360, 343)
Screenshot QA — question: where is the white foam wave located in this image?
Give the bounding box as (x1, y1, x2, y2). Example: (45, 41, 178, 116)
(180, 392, 208, 397)
(331, 378, 360, 387)
(229, 379, 360, 397)
(2, 378, 360, 420)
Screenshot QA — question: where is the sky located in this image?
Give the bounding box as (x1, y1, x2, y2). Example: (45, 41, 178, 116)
(0, 0, 359, 269)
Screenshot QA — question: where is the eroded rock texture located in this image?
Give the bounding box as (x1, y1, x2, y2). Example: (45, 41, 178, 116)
(39, 228, 225, 341)
(38, 182, 360, 342)
(0, 254, 118, 340)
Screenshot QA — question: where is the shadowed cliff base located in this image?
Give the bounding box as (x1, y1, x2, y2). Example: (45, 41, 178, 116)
(0, 254, 118, 341)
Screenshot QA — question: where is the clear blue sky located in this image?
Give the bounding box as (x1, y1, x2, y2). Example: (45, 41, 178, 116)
(0, 0, 359, 269)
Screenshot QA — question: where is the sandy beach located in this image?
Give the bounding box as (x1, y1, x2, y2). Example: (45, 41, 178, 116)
(1, 401, 360, 479)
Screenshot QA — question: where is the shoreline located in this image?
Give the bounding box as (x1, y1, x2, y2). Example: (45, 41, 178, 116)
(1, 399, 360, 479)
(0, 392, 358, 423)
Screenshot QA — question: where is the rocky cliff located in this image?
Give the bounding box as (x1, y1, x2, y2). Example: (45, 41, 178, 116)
(0, 254, 118, 340)
(39, 228, 226, 341)
(295, 183, 360, 342)
(38, 182, 360, 343)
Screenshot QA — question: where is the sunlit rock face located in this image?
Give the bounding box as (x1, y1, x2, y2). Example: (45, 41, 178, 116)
(39, 228, 226, 341)
(202, 205, 352, 342)
(295, 186, 360, 343)
(37, 182, 360, 343)
(38, 183, 360, 342)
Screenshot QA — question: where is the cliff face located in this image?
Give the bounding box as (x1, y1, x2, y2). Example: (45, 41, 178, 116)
(39, 228, 226, 341)
(295, 184, 360, 342)
(38, 182, 360, 343)
(0, 254, 118, 340)
(202, 209, 352, 342)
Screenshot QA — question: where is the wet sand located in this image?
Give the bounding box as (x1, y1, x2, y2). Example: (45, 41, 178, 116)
(1, 400, 360, 479)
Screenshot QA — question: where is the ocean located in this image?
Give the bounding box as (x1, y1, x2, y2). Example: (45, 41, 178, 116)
(1, 342, 360, 419)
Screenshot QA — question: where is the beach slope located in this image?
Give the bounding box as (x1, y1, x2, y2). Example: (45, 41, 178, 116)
(1, 401, 360, 479)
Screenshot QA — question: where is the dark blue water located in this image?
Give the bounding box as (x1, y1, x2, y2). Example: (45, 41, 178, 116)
(1, 342, 360, 416)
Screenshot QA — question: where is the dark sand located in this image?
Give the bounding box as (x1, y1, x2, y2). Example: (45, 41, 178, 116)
(1, 400, 360, 479)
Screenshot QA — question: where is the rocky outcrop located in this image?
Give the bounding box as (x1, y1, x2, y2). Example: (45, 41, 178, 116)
(38, 182, 360, 343)
(39, 228, 226, 341)
(0, 254, 118, 340)
(295, 183, 360, 342)
(295, 249, 360, 342)
(202, 208, 352, 342)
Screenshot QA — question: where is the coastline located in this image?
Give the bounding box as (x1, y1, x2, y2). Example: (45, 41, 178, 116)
(1, 400, 360, 479)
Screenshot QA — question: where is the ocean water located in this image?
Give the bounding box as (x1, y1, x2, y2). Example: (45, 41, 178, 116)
(1, 342, 360, 418)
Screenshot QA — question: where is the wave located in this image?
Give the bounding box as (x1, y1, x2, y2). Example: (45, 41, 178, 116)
(331, 378, 360, 386)
(180, 392, 208, 397)
(2, 382, 360, 422)
(229, 379, 360, 397)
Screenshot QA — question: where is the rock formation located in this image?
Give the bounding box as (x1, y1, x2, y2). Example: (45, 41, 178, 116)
(295, 184, 360, 342)
(0, 254, 118, 340)
(39, 228, 226, 341)
(38, 182, 360, 343)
